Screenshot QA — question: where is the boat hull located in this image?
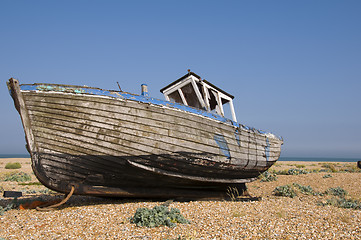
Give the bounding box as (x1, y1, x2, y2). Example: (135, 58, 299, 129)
(7, 79, 283, 199)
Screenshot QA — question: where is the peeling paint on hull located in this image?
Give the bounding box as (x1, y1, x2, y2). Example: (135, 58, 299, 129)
(7, 79, 283, 199)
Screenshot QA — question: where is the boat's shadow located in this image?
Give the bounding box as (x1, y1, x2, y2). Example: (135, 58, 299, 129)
(0, 193, 261, 210)
(0, 194, 158, 210)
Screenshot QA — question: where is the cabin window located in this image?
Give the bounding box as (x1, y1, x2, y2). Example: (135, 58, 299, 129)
(209, 90, 223, 115)
(181, 83, 202, 109)
(160, 73, 237, 122)
(208, 90, 218, 111)
(168, 90, 183, 104)
(221, 100, 233, 120)
(196, 82, 204, 97)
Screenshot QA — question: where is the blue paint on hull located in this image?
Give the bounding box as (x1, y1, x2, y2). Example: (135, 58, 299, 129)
(234, 129, 241, 146)
(19, 83, 282, 141)
(214, 134, 231, 159)
(21, 83, 236, 124)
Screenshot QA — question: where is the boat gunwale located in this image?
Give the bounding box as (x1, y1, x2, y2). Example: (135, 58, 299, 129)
(19, 83, 283, 141)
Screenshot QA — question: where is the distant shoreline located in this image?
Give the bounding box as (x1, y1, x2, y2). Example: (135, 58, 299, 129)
(0, 154, 359, 162)
(0, 154, 30, 158)
(279, 157, 360, 162)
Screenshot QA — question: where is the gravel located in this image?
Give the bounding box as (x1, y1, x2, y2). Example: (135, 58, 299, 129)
(1, 159, 360, 239)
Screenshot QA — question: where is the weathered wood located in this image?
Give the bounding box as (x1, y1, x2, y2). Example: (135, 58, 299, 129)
(25, 92, 280, 144)
(7, 80, 283, 198)
(26, 100, 281, 158)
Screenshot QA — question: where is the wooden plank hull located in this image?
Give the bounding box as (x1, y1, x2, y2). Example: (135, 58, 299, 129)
(7, 79, 283, 199)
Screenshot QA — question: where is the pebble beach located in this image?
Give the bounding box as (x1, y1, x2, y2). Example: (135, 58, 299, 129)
(1, 158, 360, 239)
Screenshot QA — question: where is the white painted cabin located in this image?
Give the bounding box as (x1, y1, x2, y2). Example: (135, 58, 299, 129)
(160, 71, 237, 122)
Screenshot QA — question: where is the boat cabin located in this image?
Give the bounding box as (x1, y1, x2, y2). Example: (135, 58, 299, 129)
(160, 71, 237, 122)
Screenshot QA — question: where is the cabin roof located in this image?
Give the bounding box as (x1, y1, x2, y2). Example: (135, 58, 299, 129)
(160, 71, 234, 99)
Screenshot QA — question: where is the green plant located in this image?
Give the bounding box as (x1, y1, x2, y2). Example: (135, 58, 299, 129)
(39, 189, 50, 194)
(23, 189, 37, 194)
(0, 198, 19, 216)
(324, 197, 361, 210)
(226, 186, 240, 201)
(259, 171, 277, 182)
(295, 164, 305, 168)
(4, 172, 31, 182)
(326, 187, 348, 197)
(130, 205, 190, 228)
(5, 162, 22, 169)
(340, 165, 361, 173)
(273, 169, 288, 175)
(18, 182, 42, 186)
(273, 185, 297, 198)
(287, 168, 309, 175)
(323, 174, 333, 178)
(274, 168, 309, 175)
(321, 163, 338, 172)
(292, 183, 317, 195)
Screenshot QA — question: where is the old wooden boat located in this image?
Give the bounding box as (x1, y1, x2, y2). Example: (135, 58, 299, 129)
(7, 71, 283, 199)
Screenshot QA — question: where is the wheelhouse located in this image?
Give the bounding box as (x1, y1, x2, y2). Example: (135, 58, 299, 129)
(160, 71, 237, 122)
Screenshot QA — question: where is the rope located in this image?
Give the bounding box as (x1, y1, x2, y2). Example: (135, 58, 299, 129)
(36, 185, 75, 211)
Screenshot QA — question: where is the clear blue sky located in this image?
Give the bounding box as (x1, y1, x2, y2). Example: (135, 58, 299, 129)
(1, 0, 360, 158)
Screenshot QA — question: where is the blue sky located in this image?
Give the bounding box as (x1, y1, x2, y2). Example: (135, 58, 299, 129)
(1, 0, 360, 158)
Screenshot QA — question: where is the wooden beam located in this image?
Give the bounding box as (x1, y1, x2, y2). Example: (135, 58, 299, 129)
(229, 100, 237, 122)
(190, 79, 206, 108)
(178, 89, 188, 106)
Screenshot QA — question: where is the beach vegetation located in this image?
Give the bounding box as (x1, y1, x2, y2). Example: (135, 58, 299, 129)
(258, 170, 277, 182)
(274, 168, 309, 175)
(340, 164, 361, 173)
(18, 181, 42, 186)
(0, 204, 14, 216)
(226, 186, 238, 201)
(21, 188, 52, 194)
(3, 172, 31, 182)
(274, 183, 324, 198)
(272, 169, 288, 175)
(321, 163, 338, 172)
(326, 187, 347, 197)
(322, 174, 333, 178)
(292, 183, 318, 195)
(295, 164, 305, 168)
(322, 197, 361, 210)
(0, 198, 19, 216)
(130, 205, 190, 228)
(287, 168, 309, 175)
(273, 185, 297, 198)
(226, 186, 247, 201)
(5, 162, 22, 169)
